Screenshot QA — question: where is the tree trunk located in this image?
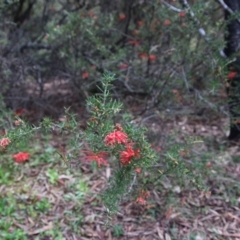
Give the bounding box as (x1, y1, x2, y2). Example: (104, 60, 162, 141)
(224, 0, 240, 140)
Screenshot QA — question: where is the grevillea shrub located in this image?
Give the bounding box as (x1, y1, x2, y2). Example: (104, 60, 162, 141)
(80, 73, 205, 214)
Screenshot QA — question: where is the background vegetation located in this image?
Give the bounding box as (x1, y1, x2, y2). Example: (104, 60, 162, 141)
(0, 0, 240, 239)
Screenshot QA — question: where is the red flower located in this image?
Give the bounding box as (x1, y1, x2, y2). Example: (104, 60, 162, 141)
(156, 147, 162, 152)
(149, 54, 157, 62)
(127, 40, 140, 46)
(0, 138, 11, 148)
(135, 190, 150, 205)
(14, 120, 23, 126)
(138, 53, 149, 60)
(228, 71, 237, 80)
(139, 53, 157, 62)
(120, 147, 135, 165)
(140, 190, 150, 199)
(135, 197, 146, 205)
(14, 108, 26, 116)
(163, 19, 171, 26)
(13, 152, 29, 163)
(83, 151, 108, 167)
(135, 168, 142, 173)
(179, 12, 186, 18)
(82, 72, 89, 79)
(118, 63, 129, 70)
(118, 13, 126, 21)
(172, 89, 179, 94)
(88, 11, 96, 19)
(104, 130, 128, 146)
(120, 147, 140, 165)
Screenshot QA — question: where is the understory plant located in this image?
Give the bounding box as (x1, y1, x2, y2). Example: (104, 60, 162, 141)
(0, 72, 205, 216)
(78, 72, 204, 214)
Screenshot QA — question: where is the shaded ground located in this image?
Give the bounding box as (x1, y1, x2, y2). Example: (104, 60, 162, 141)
(1, 109, 240, 240)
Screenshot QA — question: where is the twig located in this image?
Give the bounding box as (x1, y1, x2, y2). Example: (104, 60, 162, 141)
(216, 0, 240, 24)
(126, 173, 137, 195)
(139, 114, 158, 126)
(179, 0, 210, 41)
(162, 0, 183, 12)
(178, 0, 228, 57)
(181, 66, 190, 90)
(19, 43, 51, 52)
(194, 89, 229, 117)
(163, 1, 226, 56)
(217, 0, 234, 14)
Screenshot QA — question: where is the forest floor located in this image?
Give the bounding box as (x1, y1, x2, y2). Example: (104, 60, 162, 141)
(1, 98, 240, 240)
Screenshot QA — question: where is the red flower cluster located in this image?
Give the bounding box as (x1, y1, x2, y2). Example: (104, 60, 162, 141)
(135, 168, 141, 173)
(104, 127, 128, 146)
(179, 12, 186, 18)
(163, 19, 171, 26)
(85, 124, 141, 168)
(149, 54, 157, 62)
(13, 152, 30, 163)
(228, 71, 237, 80)
(127, 40, 140, 46)
(135, 197, 146, 205)
(120, 146, 140, 165)
(138, 53, 157, 62)
(82, 72, 89, 79)
(118, 13, 126, 21)
(135, 190, 150, 205)
(14, 108, 26, 116)
(104, 124, 141, 166)
(118, 63, 129, 70)
(83, 151, 108, 167)
(0, 138, 11, 148)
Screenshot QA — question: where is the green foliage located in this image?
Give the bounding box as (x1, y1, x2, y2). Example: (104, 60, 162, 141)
(0, 229, 27, 240)
(112, 224, 124, 237)
(0, 132, 88, 239)
(35, 198, 51, 212)
(0, 167, 11, 184)
(0, 1, 239, 238)
(0, 0, 227, 114)
(46, 168, 59, 185)
(83, 73, 206, 213)
(0, 71, 209, 215)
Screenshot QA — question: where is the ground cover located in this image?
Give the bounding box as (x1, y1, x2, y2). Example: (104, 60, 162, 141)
(0, 108, 239, 240)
